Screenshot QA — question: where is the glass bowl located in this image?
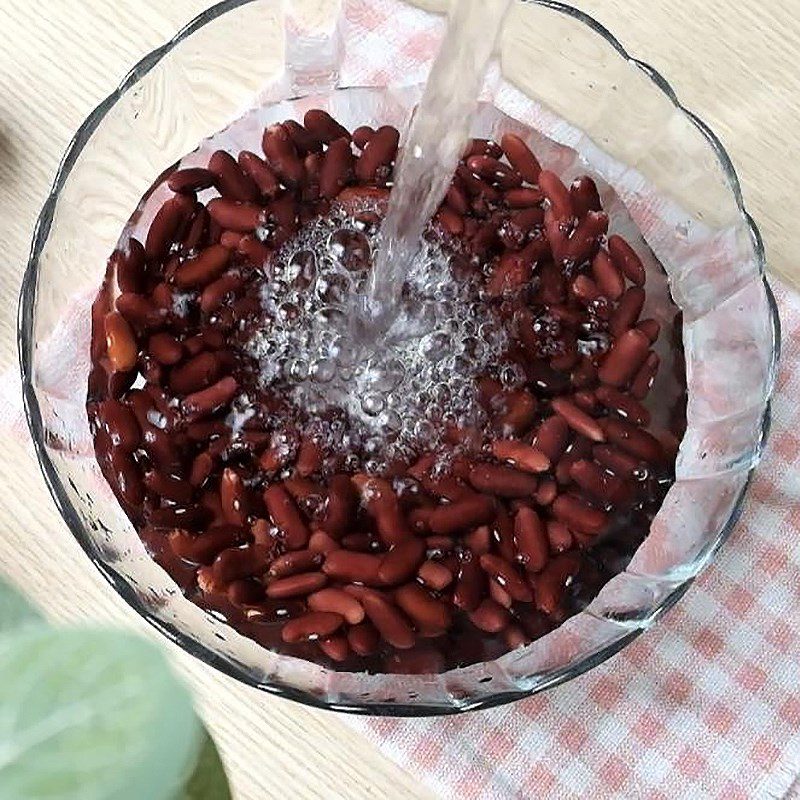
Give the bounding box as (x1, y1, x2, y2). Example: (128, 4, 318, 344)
(19, 0, 779, 715)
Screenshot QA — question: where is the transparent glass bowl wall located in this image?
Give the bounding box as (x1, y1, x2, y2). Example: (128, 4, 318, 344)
(19, 0, 779, 714)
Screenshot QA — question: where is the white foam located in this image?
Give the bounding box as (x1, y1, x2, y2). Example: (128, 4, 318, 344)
(247, 205, 509, 473)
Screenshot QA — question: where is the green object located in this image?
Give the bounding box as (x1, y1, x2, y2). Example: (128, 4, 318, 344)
(0, 580, 43, 635)
(0, 628, 202, 800)
(181, 727, 232, 800)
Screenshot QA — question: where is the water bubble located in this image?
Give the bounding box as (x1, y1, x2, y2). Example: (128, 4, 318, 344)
(287, 249, 317, 289)
(361, 394, 385, 417)
(316, 273, 351, 305)
(421, 331, 451, 361)
(310, 358, 336, 383)
(288, 358, 308, 381)
(329, 229, 371, 272)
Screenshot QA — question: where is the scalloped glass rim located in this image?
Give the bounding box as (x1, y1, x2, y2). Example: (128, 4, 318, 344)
(18, 0, 780, 716)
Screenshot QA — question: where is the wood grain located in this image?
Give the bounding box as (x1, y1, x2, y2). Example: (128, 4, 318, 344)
(0, 1, 794, 798)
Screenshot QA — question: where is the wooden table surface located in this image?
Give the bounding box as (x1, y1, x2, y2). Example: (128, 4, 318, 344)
(0, 1, 795, 798)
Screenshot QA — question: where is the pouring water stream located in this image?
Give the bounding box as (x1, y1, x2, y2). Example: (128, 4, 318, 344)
(356, 0, 513, 335)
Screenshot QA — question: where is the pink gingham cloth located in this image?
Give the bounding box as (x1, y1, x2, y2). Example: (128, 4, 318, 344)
(323, 2, 800, 798)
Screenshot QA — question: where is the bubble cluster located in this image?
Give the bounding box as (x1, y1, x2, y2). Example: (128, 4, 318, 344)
(246, 205, 509, 472)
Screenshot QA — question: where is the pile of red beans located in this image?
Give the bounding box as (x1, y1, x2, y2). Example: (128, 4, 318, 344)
(88, 109, 685, 673)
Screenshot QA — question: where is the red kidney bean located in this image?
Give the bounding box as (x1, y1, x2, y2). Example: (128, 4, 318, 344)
(591, 249, 625, 301)
(355, 125, 400, 182)
(307, 588, 364, 625)
(550, 397, 606, 443)
(467, 155, 523, 189)
(552, 494, 608, 535)
(489, 578, 513, 609)
(535, 478, 558, 506)
(436, 207, 464, 236)
(304, 109, 350, 143)
(456, 164, 501, 201)
(148, 332, 183, 365)
(308, 531, 340, 555)
(598, 329, 652, 387)
(452, 553, 486, 612)
(378, 537, 426, 585)
(352, 475, 413, 545)
(486, 249, 533, 297)
(213, 543, 272, 582)
(428, 494, 495, 534)
(514, 506, 549, 573)
(595, 385, 651, 426)
(500, 133, 542, 183)
(608, 234, 646, 286)
(169, 351, 220, 394)
(168, 167, 217, 194)
(266, 571, 327, 599)
(361, 591, 415, 649)
(503, 187, 544, 208)
(479, 554, 533, 602)
(112, 239, 147, 294)
(546, 520, 573, 553)
(181, 376, 238, 421)
(96, 399, 140, 451)
(282, 119, 323, 155)
(498, 389, 538, 436)
(104, 312, 138, 372)
(610, 287, 646, 337)
(560, 211, 608, 265)
(490, 439, 550, 474)
(220, 467, 248, 525)
(200, 272, 244, 314)
(206, 199, 264, 233)
(281, 611, 344, 643)
(570, 175, 602, 217)
(145, 194, 195, 261)
(319, 137, 354, 199)
(592, 444, 643, 480)
(465, 138, 504, 158)
(322, 550, 384, 585)
(238, 151, 281, 198)
(91, 110, 686, 674)
(348, 621, 380, 656)
(533, 415, 571, 462)
(208, 151, 258, 202)
(173, 244, 231, 289)
(418, 560, 453, 591)
(262, 123, 305, 187)
(601, 417, 665, 464)
(631, 352, 661, 400)
(572, 274, 601, 305)
(468, 599, 510, 634)
(263, 484, 309, 550)
(569, 459, 630, 506)
(468, 463, 537, 498)
(267, 549, 324, 579)
(320, 474, 357, 538)
(395, 583, 452, 632)
(636, 318, 661, 343)
(143, 470, 193, 504)
(352, 125, 375, 150)
(533, 552, 581, 615)
(445, 182, 470, 215)
(168, 526, 242, 564)
(538, 170, 574, 222)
